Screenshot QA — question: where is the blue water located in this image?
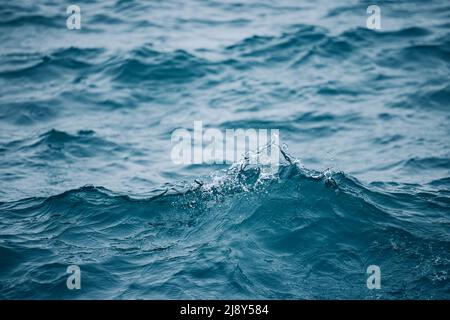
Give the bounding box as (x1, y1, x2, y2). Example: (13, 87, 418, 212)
(0, 0, 449, 299)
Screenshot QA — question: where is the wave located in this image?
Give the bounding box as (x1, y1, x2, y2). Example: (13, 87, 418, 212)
(107, 45, 221, 84)
(225, 25, 331, 67)
(1, 0, 450, 300)
(0, 129, 124, 161)
(0, 48, 105, 80)
(0, 13, 62, 28)
(389, 83, 450, 111)
(1, 150, 449, 299)
(0, 100, 59, 125)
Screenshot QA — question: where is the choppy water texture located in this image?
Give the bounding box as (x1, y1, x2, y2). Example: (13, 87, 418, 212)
(1, 0, 450, 299)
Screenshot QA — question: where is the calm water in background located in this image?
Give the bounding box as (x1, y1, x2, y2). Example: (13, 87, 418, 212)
(0, 0, 449, 299)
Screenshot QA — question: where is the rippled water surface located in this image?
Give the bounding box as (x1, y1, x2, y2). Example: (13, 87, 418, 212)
(0, 0, 449, 299)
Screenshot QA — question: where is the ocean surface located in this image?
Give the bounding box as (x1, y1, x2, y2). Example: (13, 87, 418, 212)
(0, 0, 449, 299)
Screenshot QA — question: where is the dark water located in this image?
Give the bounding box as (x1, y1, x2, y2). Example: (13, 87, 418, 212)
(0, 0, 449, 299)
